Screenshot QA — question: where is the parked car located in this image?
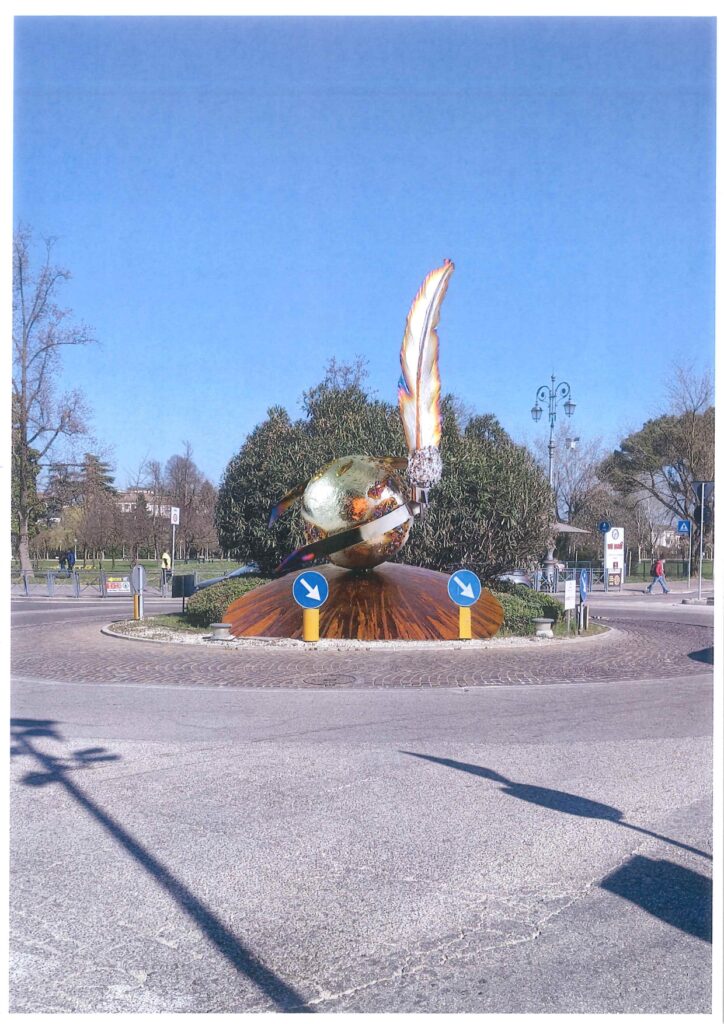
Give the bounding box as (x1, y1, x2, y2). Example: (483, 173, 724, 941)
(495, 569, 532, 588)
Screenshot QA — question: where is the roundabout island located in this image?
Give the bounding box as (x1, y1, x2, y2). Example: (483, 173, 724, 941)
(10, 584, 714, 1015)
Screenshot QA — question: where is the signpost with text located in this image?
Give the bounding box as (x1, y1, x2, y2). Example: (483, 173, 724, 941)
(603, 527, 625, 589)
(170, 506, 180, 576)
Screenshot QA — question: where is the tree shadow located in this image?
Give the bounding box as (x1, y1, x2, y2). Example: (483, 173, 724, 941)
(688, 646, 714, 665)
(401, 751, 712, 943)
(600, 855, 711, 942)
(11, 718, 313, 1012)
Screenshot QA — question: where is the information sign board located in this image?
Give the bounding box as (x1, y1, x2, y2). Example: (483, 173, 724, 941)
(603, 527, 625, 579)
(106, 575, 131, 594)
(131, 565, 145, 594)
(564, 578, 576, 611)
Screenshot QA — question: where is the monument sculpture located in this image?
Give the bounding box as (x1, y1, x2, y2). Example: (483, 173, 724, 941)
(223, 261, 504, 641)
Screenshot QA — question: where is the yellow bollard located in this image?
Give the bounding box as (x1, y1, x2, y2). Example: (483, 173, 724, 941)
(459, 606, 472, 640)
(303, 607, 320, 642)
(133, 594, 140, 621)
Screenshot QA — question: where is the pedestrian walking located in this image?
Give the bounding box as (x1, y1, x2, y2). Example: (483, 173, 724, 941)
(646, 557, 670, 594)
(58, 552, 67, 572)
(161, 550, 171, 584)
(67, 549, 76, 572)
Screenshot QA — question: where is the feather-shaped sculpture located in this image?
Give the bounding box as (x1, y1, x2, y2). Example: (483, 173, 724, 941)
(268, 261, 454, 574)
(398, 258, 454, 502)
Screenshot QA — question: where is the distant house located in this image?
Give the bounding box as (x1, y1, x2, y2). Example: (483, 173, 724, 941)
(115, 489, 173, 519)
(652, 523, 682, 551)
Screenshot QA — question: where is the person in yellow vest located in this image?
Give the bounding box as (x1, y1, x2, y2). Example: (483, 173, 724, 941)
(161, 550, 171, 585)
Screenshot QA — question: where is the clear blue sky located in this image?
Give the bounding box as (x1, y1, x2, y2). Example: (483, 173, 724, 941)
(14, 15, 716, 488)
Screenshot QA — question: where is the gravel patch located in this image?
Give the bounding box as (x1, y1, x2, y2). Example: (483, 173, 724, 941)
(103, 619, 609, 652)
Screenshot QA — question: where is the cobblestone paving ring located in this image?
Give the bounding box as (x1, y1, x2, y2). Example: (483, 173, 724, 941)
(11, 613, 714, 690)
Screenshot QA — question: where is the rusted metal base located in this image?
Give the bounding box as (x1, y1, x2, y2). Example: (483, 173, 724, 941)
(223, 563, 504, 641)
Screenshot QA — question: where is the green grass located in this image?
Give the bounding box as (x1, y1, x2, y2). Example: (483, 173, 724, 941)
(136, 613, 208, 634)
(553, 620, 606, 638)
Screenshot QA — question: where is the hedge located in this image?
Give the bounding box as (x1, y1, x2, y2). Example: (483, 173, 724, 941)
(185, 577, 266, 627)
(491, 586, 563, 636)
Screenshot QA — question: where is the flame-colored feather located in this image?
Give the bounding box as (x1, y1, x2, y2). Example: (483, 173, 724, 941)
(398, 260, 454, 452)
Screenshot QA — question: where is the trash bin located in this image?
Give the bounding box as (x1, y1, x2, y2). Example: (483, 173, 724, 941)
(171, 574, 196, 598)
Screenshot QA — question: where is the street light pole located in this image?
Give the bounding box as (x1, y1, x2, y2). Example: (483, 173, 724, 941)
(531, 374, 576, 489)
(531, 374, 576, 590)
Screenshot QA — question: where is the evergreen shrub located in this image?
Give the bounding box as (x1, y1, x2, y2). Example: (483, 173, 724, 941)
(491, 586, 563, 636)
(185, 577, 265, 628)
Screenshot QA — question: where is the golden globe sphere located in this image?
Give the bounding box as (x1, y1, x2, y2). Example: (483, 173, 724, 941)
(301, 455, 413, 569)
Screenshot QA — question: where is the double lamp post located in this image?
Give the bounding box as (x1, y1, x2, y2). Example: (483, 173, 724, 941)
(531, 374, 576, 486)
(531, 374, 576, 584)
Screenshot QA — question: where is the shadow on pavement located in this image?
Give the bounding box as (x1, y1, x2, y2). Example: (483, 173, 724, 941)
(10, 718, 313, 1013)
(600, 855, 711, 942)
(401, 753, 711, 860)
(401, 751, 712, 941)
(688, 646, 714, 665)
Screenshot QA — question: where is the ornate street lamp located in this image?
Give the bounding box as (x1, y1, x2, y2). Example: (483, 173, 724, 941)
(531, 374, 575, 486)
(531, 374, 576, 591)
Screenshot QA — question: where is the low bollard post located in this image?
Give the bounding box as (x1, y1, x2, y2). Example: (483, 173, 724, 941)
(47, 572, 54, 598)
(22, 571, 30, 597)
(448, 568, 481, 640)
(131, 565, 145, 620)
(302, 608, 320, 642)
(458, 606, 472, 640)
(72, 570, 80, 598)
(292, 571, 328, 642)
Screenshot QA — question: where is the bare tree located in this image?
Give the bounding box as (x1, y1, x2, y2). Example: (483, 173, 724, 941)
(123, 492, 153, 564)
(144, 459, 169, 560)
(599, 364, 714, 571)
(12, 227, 94, 573)
(165, 443, 218, 559)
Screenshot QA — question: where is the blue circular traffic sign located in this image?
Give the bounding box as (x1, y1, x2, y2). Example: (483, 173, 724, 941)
(292, 570, 329, 609)
(598, 520, 611, 534)
(447, 569, 482, 607)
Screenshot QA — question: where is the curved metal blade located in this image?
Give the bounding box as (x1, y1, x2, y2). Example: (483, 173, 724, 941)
(275, 501, 421, 576)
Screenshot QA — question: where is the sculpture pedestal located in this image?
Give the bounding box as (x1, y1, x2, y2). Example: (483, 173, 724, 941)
(223, 562, 504, 641)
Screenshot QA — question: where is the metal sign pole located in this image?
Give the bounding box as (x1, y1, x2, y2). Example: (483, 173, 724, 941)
(688, 527, 692, 591)
(698, 498, 705, 600)
(172, 522, 176, 577)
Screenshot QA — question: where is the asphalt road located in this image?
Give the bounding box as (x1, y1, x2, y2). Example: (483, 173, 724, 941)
(10, 591, 713, 1013)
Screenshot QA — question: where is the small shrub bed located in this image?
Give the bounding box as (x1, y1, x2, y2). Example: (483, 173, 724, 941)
(185, 577, 266, 628)
(490, 585, 563, 636)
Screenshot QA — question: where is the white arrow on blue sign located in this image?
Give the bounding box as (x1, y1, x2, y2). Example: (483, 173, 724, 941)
(677, 519, 691, 535)
(447, 569, 482, 607)
(292, 570, 329, 609)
